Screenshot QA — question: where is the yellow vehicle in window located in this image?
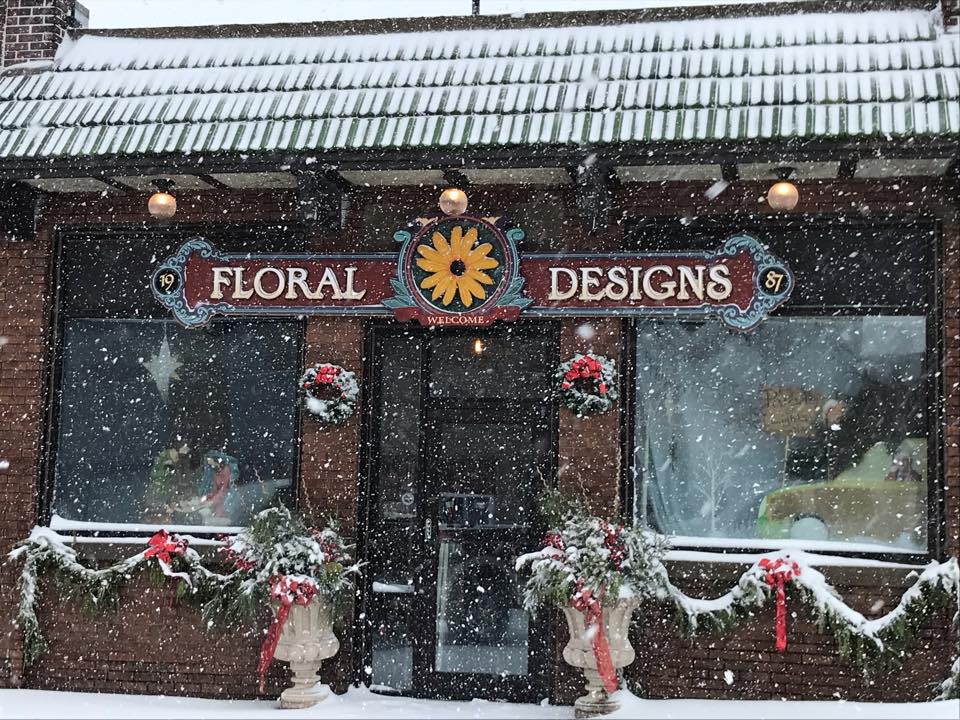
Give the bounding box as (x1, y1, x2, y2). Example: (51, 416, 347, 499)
(757, 439, 926, 549)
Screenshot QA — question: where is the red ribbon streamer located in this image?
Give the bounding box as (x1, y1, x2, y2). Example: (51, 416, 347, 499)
(257, 576, 317, 693)
(571, 583, 618, 694)
(758, 557, 800, 652)
(144, 530, 189, 606)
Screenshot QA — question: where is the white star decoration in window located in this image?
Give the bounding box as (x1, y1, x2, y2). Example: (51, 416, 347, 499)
(141, 334, 182, 403)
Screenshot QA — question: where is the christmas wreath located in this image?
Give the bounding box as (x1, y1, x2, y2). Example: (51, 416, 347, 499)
(299, 363, 359, 425)
(556, 353, 618, 416)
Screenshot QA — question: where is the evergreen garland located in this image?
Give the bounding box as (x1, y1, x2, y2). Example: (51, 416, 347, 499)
(8, 527, 228, 667)
(666, 554, 960, 690)
(8, 512, 959, 701)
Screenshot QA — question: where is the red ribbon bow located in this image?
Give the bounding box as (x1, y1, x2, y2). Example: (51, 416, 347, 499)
(257, 576, 317, 692)
(564, 356, 606, 392)
(570, 582, 618, 695)
(144, 530, 186, 565)
(758, 557, 801, 652)
(313, 364, 340, 385)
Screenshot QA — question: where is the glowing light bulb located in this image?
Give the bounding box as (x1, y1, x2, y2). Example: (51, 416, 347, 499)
(767, 180, 799, 211)
(148, 190, 177, 219)
(439, 187, 468, 215)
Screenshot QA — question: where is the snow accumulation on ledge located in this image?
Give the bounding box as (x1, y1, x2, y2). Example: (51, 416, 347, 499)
(0, 686, 957, 720)
(40, 519, 926, 568)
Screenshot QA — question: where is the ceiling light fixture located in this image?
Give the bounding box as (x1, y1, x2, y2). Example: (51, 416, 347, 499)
(148, 179, 177, 220)
(766, 167, 799, 211)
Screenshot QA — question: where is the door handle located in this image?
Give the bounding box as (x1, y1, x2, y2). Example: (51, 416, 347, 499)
(424, 517, 433, 542)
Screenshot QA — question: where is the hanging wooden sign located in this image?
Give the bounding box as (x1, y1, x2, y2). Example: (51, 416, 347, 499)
(152, 217, 792, 330)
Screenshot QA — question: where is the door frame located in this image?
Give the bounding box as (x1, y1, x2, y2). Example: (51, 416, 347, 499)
(355, 320, 560, 702)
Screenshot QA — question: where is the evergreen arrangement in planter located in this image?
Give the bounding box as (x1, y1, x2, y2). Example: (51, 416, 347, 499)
(516, 490, 669, 614)
(208, 505, 357, 625)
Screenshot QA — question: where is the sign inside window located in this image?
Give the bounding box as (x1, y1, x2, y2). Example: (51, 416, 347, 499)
(761, 386, 825, 437)
(152, 221, 793, 330)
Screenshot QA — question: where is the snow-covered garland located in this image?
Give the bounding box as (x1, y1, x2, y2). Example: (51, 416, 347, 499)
(516, 495, 960, 701)
(299, 363, 359, 425)
(7, 506, 358, 691)
(666, 552, 960, 699)
(8, 527, 225, 667)
(556, 354, 618, 416)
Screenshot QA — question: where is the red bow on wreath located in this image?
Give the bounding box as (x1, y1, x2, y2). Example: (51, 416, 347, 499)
(257, 576, 317, 692)
(144, 530, 186, 565)
(561, 356, 607, 394)
(758, 557, 801, 652)
(570, 581, 618, 695)
(315, 365, 340, 384)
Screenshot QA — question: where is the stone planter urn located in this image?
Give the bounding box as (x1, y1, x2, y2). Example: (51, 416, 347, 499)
(562, 596, 640, 718)
(272, 599, 340, 709)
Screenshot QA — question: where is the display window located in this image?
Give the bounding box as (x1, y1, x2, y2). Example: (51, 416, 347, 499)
(629, 219, 939, 555)
(48, 232, 302, 530)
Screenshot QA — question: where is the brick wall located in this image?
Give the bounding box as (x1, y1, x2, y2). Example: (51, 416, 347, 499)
(1, 0, 74, 68)
(944, 0, 960, 32)
(0, 174, 956, 702)
(629, 563, 953, 701)
(558, 318, 621, 516)
(0, 227, 50, 685)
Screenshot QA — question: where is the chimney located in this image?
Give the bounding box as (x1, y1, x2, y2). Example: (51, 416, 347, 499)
(1, 1, 87, 69)
(944, 0, 959, 33)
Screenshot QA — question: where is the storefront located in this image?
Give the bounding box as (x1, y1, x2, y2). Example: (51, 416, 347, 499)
(0, 0, 958, 706)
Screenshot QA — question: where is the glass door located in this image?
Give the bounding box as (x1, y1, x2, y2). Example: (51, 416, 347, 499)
(362, 324, 557, 702)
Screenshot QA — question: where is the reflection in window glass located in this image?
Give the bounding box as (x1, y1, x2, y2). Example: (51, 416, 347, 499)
(53, 319, 300, 527)
(634, 317, 928, 553)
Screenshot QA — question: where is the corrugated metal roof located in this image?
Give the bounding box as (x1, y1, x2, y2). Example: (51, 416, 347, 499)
(0, 8, 956, 161)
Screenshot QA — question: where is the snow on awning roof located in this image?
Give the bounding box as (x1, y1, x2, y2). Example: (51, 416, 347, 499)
(0, 8, 956, 163)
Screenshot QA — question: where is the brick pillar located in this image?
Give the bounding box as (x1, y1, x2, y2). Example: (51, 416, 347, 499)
(0, 228, 51, 687)
(943, 0, 959, 33)
(1, 0, 81, 68)
(557, 318, 622, 517)
(298, 316, 364, 693)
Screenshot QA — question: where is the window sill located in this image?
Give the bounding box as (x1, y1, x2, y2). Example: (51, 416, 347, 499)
(664, 549, 929, 590)
(50, 514, 241, 537)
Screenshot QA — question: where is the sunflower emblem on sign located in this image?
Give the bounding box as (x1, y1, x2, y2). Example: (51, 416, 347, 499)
(416, 226, 499, 308)
(384, 214, 531, 326)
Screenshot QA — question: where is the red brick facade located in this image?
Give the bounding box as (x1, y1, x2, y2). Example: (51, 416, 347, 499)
(0, 173, 956, 702)
(944, 0, 960, 32)
(1, 0, 75, 67)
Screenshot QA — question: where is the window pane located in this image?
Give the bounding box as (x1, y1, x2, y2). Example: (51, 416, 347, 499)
(53, 319, 300, 527)
(428, 331, 554, 400)
(634, 317, 928, 553)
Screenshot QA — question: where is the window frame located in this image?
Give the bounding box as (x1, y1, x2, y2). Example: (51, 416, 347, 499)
(620, 215, 945, 563)
(40, 224, 308, 537)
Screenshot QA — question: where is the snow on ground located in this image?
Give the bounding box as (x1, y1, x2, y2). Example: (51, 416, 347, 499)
(1, 687, 957, 720)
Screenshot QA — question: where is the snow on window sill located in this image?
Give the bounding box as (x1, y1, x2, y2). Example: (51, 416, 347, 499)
(667, 534, 925, 557)
(665, 549, 923, 570)
(49, 514, 240, 540)
(662, 536, 932, 573)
